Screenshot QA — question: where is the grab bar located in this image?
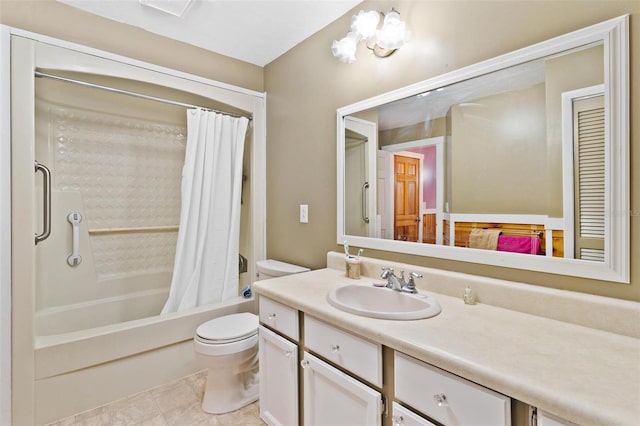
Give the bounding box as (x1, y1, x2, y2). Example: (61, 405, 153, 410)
(34, 161, 51, 245)
(361, 181, 370, 224)
(88, 225, 179, 234)
(67, 212, 83, 266)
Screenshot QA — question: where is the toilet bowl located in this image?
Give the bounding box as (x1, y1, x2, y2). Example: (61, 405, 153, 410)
(194, 259, 309, 414)
(194, 312, 259, 414)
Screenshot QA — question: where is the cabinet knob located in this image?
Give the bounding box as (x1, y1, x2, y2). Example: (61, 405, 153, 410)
(300, 359, 310, 369)
(284, 350, 293, 358)
(433, 393, 447, 407)
(330, 344, 340, 353)
(267, 313, 277, 320)
(392, 415, 405, 426)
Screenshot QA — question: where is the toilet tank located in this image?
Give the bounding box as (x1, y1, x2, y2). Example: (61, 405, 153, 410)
(256, 259, 310, 280)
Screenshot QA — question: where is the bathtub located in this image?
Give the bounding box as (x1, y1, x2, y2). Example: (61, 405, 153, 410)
(33, 290, 256, 425)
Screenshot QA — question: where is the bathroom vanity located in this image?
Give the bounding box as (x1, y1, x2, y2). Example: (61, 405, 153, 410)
(255, 252, 640, 426)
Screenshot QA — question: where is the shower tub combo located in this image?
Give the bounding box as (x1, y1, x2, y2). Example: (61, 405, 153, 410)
(31, 75, 256, 424)
(34, 283, 254, 424)
(5, 33, 265, 425)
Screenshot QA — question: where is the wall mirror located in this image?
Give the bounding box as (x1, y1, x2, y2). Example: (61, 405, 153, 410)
(337, 15, 629, 282)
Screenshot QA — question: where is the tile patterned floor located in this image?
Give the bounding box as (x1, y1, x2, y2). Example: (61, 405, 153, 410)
(46, 371, 266, 426)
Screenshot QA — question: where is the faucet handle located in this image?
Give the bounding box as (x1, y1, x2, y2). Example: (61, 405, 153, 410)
(380, 267, 394, 278)
(403, 272, 422, 293)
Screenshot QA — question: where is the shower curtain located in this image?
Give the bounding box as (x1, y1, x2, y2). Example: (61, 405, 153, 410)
(162, 109, 249, 314)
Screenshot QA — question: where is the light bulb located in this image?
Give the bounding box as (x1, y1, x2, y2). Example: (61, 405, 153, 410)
(351, 10, 380, 41)
(331, 32, 359, 63)
(376, 10, 410, 50)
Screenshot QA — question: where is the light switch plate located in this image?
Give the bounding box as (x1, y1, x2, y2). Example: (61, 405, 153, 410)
(300, 204, 309, 223)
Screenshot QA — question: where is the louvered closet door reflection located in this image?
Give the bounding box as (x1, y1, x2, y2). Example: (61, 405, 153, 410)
(573, 95, 605, 261)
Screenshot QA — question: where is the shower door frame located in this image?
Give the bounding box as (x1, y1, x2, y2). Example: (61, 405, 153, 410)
(0, 25, 267, 426)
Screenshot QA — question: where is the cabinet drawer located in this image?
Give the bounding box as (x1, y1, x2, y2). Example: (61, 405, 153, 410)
(304, 316, 382, 387)
(259, 297, 299, 341)
(395, 352, 511, 426)
(392, 403, 437, 426)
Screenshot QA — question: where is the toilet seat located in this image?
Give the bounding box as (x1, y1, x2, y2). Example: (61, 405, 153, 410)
(195, 312, 258, 344)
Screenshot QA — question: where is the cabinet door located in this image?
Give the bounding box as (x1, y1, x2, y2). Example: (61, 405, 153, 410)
(538, 410, 577, 426)
(259, 326, 298, 426)
(392, 403, 437, 426)
(302, 352, 381, 426)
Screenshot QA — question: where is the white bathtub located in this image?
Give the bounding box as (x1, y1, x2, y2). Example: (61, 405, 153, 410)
(35, 287, 171, 336)
(33, 291, 256, 425)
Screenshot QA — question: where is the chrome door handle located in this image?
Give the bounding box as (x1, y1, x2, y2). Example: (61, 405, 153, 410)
(34, 161, 51, 245)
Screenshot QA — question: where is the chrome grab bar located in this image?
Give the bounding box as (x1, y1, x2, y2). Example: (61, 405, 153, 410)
(34, 161, 51, 245)
(67, 212, 83, 266)
(361, 181, 370, 224)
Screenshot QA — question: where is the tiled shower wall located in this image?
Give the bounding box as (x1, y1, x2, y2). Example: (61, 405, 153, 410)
(46, 102, 186, 279)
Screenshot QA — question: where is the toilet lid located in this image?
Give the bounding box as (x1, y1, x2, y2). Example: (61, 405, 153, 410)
(196, 312, 258, 344)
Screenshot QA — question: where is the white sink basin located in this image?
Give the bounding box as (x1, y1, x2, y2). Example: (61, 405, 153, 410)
(327, 284, 441, 320)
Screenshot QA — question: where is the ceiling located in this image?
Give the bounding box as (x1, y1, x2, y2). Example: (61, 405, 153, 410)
(57, 0, 363, 67)
(377, 59, 546, 130)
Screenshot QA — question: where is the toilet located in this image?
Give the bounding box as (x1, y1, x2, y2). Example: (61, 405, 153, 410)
(256, 259, 310, 280)
(194, 259, 309, 414)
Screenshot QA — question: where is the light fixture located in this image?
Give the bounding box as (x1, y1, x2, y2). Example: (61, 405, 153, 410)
(332, 8, 410, 63)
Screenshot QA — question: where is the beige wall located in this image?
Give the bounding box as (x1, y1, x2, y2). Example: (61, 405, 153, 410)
(264, 1, 640, 301)
(3, 1, 638, 301)
(545, 44, 604, 218)
(450, 84, 547, 214)
(0, 0, 263, 93)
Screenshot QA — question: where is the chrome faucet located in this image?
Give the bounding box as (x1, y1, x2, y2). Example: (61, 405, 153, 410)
(381, 268, 422, 294)
(381, 267, 404, 291)
(403, 272, 422, 294)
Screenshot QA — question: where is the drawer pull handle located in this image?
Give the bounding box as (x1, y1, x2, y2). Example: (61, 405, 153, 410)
(433, 393, 447, 407)
(330, 344, 340, 353)
(300, 359, 309, 369)
(267, 313, 277, 320)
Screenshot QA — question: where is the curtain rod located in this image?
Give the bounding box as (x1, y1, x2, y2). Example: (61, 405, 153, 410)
(34, 71, 252, 121)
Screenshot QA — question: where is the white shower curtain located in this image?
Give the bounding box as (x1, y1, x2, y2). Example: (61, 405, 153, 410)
(162, 108, 249, 314)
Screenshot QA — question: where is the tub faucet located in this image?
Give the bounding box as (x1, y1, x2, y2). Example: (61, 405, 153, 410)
(381, 268, 421, 294)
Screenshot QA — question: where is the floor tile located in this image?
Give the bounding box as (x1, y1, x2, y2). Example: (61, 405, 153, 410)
(45, 371, 266, 426)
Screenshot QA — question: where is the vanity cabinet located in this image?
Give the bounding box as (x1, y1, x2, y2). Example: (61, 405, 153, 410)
(395, 352, 511, 426)
(258, 297, 299, 426)
(259, 297, 517, 426)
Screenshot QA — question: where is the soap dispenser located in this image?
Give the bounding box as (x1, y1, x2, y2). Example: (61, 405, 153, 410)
(463, 286, 476, 305)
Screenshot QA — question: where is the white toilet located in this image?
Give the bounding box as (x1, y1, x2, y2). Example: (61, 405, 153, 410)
(194, 259, 309, 414)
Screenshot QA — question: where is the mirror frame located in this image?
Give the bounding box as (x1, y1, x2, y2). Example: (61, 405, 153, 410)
(337, 15, 629, 283)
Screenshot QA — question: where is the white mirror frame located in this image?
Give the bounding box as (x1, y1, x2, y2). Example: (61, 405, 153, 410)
(337, 15, 629, 283)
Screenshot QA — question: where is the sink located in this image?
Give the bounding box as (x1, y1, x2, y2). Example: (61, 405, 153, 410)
(327, 284, 441, 320)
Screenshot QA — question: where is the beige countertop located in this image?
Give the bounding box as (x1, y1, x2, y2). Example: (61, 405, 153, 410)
(253, 261, 640, 426)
